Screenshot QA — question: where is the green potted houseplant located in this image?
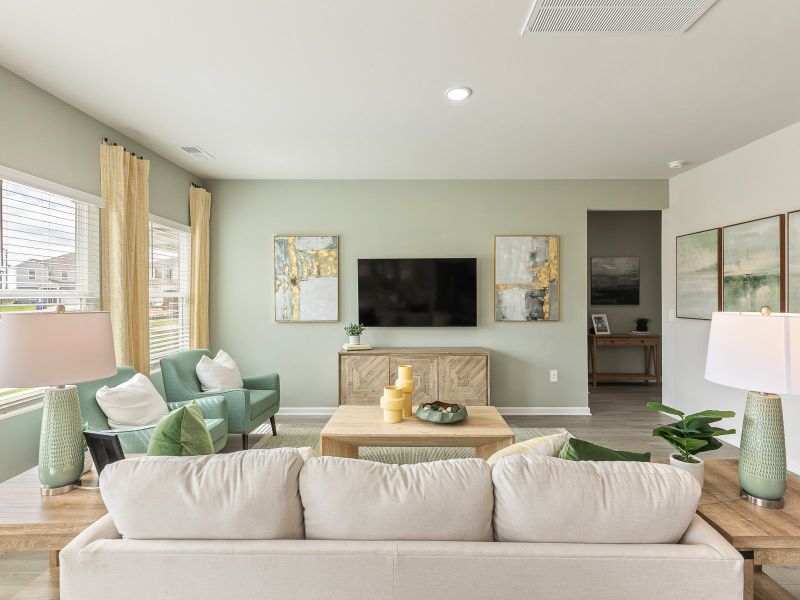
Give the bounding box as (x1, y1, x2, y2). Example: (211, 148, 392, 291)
(344, 323, 366, 345)
(647, 402, 735, 486)
(635, 317, 650, 332)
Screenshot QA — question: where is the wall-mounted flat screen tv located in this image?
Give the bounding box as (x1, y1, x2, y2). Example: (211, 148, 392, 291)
(357, 258, 477, 327)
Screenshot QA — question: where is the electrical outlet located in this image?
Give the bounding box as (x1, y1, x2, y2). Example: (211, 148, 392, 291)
(549, 369, 558, 383)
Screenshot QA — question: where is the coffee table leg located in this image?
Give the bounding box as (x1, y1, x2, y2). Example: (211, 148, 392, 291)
(320, 437, 358, 459)
(475, 438, 514, 460)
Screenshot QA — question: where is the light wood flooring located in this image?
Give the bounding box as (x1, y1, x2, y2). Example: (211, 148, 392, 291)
(2, 384, 798, 599)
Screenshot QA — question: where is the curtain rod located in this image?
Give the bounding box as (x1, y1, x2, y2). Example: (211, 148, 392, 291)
(102, 138, 145, 160)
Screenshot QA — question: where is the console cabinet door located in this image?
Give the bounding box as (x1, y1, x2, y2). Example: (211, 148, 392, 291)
(389, 355, 437, 406)
(340, 355, 390, 405)
(438, 355, 488, 405)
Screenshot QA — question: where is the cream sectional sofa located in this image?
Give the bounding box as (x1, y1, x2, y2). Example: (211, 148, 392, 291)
(61, 449, 743, 600)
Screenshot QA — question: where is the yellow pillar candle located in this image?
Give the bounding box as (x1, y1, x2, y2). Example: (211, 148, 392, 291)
(380, 386, 404, 423)
(395, 364, 415, 418)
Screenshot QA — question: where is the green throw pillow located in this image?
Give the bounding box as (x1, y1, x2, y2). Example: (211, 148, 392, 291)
(558, 437, 650, 462)
(147, 402, 214, 456)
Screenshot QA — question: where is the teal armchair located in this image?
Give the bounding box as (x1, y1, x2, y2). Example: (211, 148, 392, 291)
(76, 366, 228, 454)
(159, 349, 279, 449)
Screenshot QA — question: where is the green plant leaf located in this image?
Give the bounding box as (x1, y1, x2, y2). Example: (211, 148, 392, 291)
(646, 402, 685, 417)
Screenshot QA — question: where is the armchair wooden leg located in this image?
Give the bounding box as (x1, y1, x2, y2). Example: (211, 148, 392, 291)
(242, 434, 249, 449)
(270, 415, 277, 436)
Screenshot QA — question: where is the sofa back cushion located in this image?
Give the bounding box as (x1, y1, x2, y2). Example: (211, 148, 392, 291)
(300, 457, 494, 541)
(101, 449, 304, 540)
(492, 455, 700, 544)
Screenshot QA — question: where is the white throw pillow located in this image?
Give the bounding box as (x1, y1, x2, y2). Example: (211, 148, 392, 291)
(196, 349, 244, 391)
(95, 373, 168, 430)
(486, 431, 572, 466)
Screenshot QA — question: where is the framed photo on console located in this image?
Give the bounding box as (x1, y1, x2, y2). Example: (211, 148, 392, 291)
(591, 314, 610, 335)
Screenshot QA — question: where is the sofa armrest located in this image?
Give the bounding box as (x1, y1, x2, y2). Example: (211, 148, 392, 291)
(243, 373, 280, 392)
(168, 396, 227, 420)
(679, 515, 743, 561)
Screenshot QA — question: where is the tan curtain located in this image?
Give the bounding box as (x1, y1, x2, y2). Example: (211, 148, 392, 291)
(100, 142, 151, 374)
(189, 186, 211, 349)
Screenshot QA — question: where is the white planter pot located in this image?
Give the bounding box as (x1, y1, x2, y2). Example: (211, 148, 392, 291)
(349, 335, 361, 345)
(669, 453, 704, 487)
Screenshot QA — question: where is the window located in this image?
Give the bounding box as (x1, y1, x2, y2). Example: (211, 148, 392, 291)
(149, 219, 190, 372)
(0, 178, 101, 408)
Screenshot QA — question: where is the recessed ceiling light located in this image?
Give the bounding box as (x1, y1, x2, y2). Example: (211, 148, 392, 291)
(445, 87, 472, 101)
(667, 160, 687, 169)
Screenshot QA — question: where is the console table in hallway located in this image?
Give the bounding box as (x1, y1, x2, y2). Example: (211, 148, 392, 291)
(588, 333, 660, 386)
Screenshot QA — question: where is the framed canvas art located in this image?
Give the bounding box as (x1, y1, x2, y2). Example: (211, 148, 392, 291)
(274, 235, 339, 322)
(590, 257, 640, 305)
(722, 215, 785, 312)
(788, 210, 800, 312)
(494, 235, 560, 321)
(676, 228, 721, 320)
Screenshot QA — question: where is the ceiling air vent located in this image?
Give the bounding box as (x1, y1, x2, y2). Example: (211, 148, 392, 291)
(178, 145, 214, 159)
(522, 0, 719, 35)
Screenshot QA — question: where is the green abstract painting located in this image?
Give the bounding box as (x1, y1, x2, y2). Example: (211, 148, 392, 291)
(789, 211, 800, 312)
(723, 215, 783, 312)
(676, 228, 719, 319)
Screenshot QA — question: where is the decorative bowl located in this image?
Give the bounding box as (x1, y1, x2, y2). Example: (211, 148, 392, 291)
(416, 401, 468, 424)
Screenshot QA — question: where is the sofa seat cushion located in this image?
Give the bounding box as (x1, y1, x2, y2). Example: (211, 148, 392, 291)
(248, 389, 278, 419)
(100, 449, 305, 540)
(492, 455, 700, 544)
(300, 457, 493, 542)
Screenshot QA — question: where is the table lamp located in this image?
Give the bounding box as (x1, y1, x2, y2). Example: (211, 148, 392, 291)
(0, 309, 116, 495)
(705, 308, 799, 508)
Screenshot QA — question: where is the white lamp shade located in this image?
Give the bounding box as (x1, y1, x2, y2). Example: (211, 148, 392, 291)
(705, 311, 800, 395)
(0, 311, 117, 387)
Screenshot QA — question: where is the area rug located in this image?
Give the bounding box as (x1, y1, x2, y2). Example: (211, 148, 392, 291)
(251, 423, 567, 464)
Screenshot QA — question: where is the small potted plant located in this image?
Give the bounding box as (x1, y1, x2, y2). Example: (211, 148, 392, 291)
(647, 402, 735, 486)
(635, 317, 650, 332)
(344, 323, 366, 345)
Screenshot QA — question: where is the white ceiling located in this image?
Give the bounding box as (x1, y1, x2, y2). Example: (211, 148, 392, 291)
(1, 0, 799, 180)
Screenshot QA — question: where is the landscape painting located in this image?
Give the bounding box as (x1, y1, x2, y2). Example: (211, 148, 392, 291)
(789, 211, 800, 312)
(676, 228, 720, 319)
(590, 257, 640, 305)
(274, 235, 339, 322)
(494, 235, 560, 321)
(723, 215, 784, 312)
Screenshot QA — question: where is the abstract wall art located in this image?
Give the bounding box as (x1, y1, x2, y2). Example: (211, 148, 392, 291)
(590, 256, 640, 305)
(722, 215, 784, 312)
(788, 210, 800, 312)
(494, 235, 560, 321)
(274, 235, 339, 322)
(676, 228, 721, 320)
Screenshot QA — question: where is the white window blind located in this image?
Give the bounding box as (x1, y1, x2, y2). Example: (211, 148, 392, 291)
(149, 219, 190, 372)
(0, 178, 101, 408)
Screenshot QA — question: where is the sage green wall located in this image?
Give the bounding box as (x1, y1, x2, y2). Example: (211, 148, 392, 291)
(587, 210, 661, 373)
(0, 65, 200, 224)
(0, 65, 202, 481)
(207, 180, 668, 410)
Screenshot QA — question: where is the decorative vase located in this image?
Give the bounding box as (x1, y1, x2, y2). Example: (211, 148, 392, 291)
(669, 453, 704, 487)
(379, 386, 404, 423)
(739, 391, 786, 506)
(39, 385, 84, 494)
(395, 364, 415, 418)
(349, 335, 361, 346)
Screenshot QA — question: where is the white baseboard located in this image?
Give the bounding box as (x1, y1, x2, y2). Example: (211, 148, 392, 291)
(495, 407, 592, 416)
(278, 406, 592, 417)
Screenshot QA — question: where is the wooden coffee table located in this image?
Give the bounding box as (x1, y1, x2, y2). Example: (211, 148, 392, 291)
(698, 459, 800, 600)
(320, 405, 515, 460)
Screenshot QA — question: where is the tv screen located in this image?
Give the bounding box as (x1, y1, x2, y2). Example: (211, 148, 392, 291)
(358, 258, 477, 327)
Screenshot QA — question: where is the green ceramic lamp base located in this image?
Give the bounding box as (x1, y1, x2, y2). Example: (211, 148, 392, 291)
(739, 391, 787, 509)
(38, 385, 84, 496)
